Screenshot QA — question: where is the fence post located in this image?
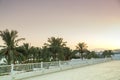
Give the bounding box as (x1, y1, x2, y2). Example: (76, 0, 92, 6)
(59, 61, 61, 67)
(58, 61, 62, 70)
(11, 64, 14, 80)
(41, 62, 43, 69)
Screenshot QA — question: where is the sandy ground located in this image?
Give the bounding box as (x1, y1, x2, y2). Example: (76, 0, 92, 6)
(23, 60, 120, 80)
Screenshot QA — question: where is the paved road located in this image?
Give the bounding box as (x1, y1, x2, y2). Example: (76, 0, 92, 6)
(23, 60, 120, 80)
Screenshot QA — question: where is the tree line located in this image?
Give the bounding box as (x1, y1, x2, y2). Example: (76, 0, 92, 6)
(0, 29, 114, 65)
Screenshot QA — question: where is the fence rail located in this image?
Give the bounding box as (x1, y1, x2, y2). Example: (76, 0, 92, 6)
(0, 65, 11, 75)
(0, 58, 112, 80)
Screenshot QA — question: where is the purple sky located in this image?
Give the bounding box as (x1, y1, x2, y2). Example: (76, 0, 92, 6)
(0, 0, 120, 50)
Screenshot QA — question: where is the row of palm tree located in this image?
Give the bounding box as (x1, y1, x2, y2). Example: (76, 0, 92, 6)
(0, 29, 114, 65)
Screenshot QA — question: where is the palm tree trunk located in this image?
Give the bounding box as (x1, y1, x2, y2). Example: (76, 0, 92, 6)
(7, 55, 11, 65)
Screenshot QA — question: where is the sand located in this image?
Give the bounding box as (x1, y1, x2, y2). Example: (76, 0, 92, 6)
(23, 60, 120, 80)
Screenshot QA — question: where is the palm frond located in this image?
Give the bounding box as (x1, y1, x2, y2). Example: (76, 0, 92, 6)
(15, 38, 25, 46)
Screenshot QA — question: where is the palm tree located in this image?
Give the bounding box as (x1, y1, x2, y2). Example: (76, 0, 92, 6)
(86, 51, 98, 59)
(44, 37, 66, 61)
(0, 29, 25, 64)
(29, 46, 40, 63)
(102, 50, 114, 58)
(71, 50, 79, 59)
(35, 47, 42, 62)
(63, 47, 72, 60)
(41, 46, 51, 62)
(16, 43, 31, 63)
(76, 42, 88, 60)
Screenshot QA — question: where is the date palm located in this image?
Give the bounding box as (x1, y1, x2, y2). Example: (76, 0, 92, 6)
(16, 43, 31, 63)
(41, 46, 51, 61)
(44, 37, 66, 61)
(0, 29, 25, 64)
(63, 47, 72, 60)
(76, 42, 88, 60)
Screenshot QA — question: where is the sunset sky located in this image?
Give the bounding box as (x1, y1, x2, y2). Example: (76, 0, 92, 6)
(0, 0, 120, 50)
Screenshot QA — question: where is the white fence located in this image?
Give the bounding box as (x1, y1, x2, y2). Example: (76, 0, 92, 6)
(0, 58, 112, 80)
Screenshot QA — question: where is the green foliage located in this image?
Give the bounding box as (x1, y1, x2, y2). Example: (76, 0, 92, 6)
(62, 47, 72, 60)
(16, 43, 42, 63)
(41, 46, 51, 62)
(86, 51, 99, 59)
(76, 42, 88, 59)
(71, 50, 79, 59)
(44, 37, 67, 61)
(0, 29, 25, 64)
(16, 43, 31, 61)
(102, 50, 114, 58)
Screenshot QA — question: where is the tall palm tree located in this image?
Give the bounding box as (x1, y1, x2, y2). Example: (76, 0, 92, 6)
(44, 37, 66, 61)
(0, 29, 25, 64)
(76, 42, 88, 60)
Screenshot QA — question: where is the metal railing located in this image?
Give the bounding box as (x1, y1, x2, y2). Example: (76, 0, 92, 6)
(0, 58, 112, 80)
